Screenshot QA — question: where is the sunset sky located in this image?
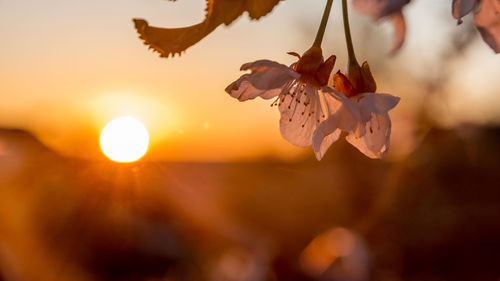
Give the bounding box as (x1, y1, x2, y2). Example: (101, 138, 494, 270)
(1, 0, 500, 161)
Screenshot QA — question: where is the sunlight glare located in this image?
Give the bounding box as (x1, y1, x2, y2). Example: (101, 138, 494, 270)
(100, 116, 149, 162)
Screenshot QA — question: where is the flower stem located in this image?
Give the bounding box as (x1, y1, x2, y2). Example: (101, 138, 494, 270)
(313, 0, 334, 48)
(342, 0, 359, 66)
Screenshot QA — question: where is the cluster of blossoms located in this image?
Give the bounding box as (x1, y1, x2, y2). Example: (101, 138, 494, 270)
(225, 48, 399, 160)
(133, 0, 499, 160)
(226, 0, 400, 160)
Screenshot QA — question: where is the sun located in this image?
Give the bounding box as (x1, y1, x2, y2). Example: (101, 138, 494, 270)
(100, 116, 149, 162)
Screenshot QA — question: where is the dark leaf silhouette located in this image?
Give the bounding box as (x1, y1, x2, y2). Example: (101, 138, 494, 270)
(133, 0, 284, 57)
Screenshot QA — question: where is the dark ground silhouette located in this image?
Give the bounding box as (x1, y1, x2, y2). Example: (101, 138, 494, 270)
(0, 126, 499, 281)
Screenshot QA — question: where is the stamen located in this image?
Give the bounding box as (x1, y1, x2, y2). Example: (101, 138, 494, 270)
(286, 84, 299, 110)
(301, 98, 314, 128)
(302, 88, 312, 108)
(277, 80, 294, 108)
(289, 84, 305, 121)
(315, 95, 324, 123)
(270, 96, 280, 107)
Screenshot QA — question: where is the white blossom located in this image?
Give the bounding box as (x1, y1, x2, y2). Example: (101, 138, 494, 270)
(312, 69, 400, 160)
(226, 47, 340, 147)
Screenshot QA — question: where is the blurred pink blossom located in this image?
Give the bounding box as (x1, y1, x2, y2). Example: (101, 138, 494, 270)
(452, 0, 500, 53)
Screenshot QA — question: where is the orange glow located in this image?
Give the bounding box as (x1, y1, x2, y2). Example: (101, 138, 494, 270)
(100, 117, 149, 162)
(299, 227, 356, 276)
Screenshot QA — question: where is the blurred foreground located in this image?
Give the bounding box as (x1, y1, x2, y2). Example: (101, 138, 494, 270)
(0, 126, 499, 281)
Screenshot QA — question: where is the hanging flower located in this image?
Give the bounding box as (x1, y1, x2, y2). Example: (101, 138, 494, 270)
(226, 0, 341, 150)
(351, 0, 411, 53)
(312, 62, 400, 160)
(311, 0, 400, 160)
(452, 0, 500, 53)
(226, 46, 340, 147)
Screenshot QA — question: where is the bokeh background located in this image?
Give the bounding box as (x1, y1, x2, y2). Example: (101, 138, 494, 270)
(1, 0, 500, 280)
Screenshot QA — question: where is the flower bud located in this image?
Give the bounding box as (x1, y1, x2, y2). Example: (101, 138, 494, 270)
(295, 46, 325, 75)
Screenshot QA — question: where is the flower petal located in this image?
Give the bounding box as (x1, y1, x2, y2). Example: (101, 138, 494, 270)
(279, 84, 323, 147)
(388, 11, 407, 54)
(452, 0, 477, 22)
(313, 129, 341, 160)
(474, 0, 500, 53)
(225, 60, 300, 101)
(381, 0, 411, 16)
(352, 0, 385, 19)
(352, 0, 410, 53)
(346, 113, 392, 159)
(322, 87, 363, 126)
(355, 92, 400, 122)
(312, 92, 361, 159)
(352, 0, 410, 18)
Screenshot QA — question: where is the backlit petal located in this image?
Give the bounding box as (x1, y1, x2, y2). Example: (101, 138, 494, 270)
(355, 92, 400, 122)
(312, 96, 361, 159)
(225, 60, 299, 101)
(322, 87, 362, 122)
(313, 129, 341, 160)
(346, 113, 392, 159)
(279, 84, 323, 147)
